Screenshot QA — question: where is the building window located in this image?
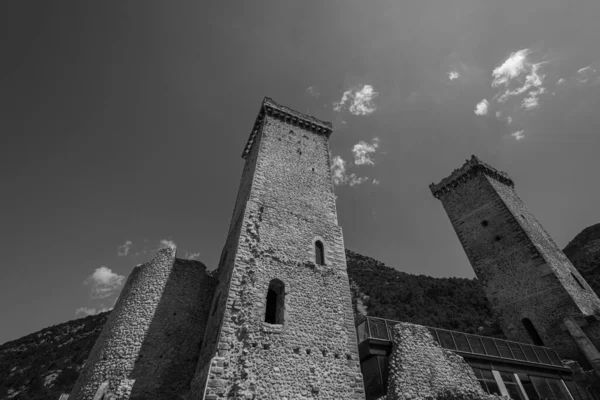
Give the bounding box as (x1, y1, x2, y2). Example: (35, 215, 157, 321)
(315, 240, 325, 265)
(522, 318, 544, 346)
(265, 279, 285, 324)
(571, 273, 586, 290)
(472, 368, 501, 396)
(499, 372, 526, 400)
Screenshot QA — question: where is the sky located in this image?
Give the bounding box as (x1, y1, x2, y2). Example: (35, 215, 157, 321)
(1, 0, 599, 345)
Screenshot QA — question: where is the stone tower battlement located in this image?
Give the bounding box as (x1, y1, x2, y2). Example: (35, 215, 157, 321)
(431, 155, 600, 372)
(429, 155, 514, 198)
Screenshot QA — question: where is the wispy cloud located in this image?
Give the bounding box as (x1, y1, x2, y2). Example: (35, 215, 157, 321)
(333, 85, 379, 116)
(492, 49, 546, 107)
(448, 71, 460, 80)
(372, 179, 380, 185)
(352, 137, 380, 166)
(159, 239, 176, 249)
(84, 266, 126, 300)
(331, 156, 369, 187)
(306, 86, 320, 98)
(75, 307, 97, 317)
(511, 130, 525, 140)
(474, 99, 489, 115)
(185, 251, 201, 260)
(117, 240, 132, 256)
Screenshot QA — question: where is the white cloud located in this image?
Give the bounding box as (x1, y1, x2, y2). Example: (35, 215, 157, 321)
(521, 87, 546, 110)
(332, 156, 348, 186)
(75, 307, 97, 317)
(117, 240, 132, 256)
(331, 155, 369, 187)
(372, 179, 380, 185)
(496, 111, 502, 118)
(492, 49, 531, 87)
(333, 85, 379, 116)
(506, 116, 513, 124)
(348, 175, 369, 187)
(474, 99, 489, 115)
(576, 65, 597, 83)
(185, 252, 201, 260)
(511, 130, 525, 140)
(75, 305, 113, 317)
(84, 266, 126, 300)
(556, 78, 565, 85)
(352, 137, 380, 166)
(160, 239, 176, 249)
(306, 86, 320, 97)
(448, 71, 460, 80)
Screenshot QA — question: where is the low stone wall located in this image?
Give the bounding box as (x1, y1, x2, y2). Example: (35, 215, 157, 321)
(382, 323, 499, 400)
(69, 247, 216, 400)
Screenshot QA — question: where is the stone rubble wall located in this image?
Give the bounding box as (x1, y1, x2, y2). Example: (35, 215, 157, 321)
(69, 247, 216, 400)
(189, 114, 364, 399)
(382, 323, 499, 400)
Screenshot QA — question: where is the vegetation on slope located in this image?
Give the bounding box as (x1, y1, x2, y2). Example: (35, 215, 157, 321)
(345, 249, 504, 337)
(1, 223, 599, 399)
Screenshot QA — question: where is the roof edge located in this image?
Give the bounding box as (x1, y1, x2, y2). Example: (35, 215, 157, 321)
(429, 155, 515, 198)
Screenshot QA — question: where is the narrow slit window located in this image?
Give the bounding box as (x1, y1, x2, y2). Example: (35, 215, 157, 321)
(265, 279, 285, 324)
(571, 273, 586, 290)
(315, 241, 325, 265)
(522, 318, 544, 346)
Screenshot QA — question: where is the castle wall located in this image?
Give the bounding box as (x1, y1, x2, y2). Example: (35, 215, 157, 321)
(70, 248, 216, 400)
(188, 104, 364, 399)
(434, 164, 600, 368)
(382, 323, 494, 400)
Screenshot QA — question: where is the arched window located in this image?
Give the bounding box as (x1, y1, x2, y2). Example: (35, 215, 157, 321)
(265, 279, 285, 324)
(522, 318, 544, 346)
(315, 240, 325, 265)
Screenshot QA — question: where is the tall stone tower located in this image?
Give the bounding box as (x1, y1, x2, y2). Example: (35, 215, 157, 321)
(187, 98, 364, 399)
(430, 155, 600, 371)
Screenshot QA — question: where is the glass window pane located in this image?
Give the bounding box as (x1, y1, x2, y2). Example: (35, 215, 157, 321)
(547, 378, 570, 400)
(564, 380, 585, 400)
(467, 336, 485, 354)
(481, 369, 494, 380)
(505, 383, 524, 400)
(522, 345, 540, 363)
(518, 373, 540, 400)
(531, 376, 554, 399)
(482, 337, 500, 357)
(534, 348, 551, 364)
(438, 330, 456, 350)
(500, 371, 515, 383)
(478, 380, 488, 393)
(508, 342, 527, 361)
(453, 333, 471, 352)
(471, 367, 483, 379)
(486, 381, 502, 396)
(495, 340, 514, 358)
(428, 328, 440, 345)
(547, 350, 563, 366)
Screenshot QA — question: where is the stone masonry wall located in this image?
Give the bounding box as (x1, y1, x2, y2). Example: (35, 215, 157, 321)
(382, 322, 497, 400)
(435, 169, 599, 367)
(188, 103, 364, 399)
(70, 247, 216, 400)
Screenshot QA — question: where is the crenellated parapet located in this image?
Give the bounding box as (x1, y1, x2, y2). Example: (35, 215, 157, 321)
(429, 155, 514, 199)
(242, 97, 333, 159)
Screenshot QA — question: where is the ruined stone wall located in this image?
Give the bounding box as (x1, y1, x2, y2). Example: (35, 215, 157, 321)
(435, 171, 595, 366)
(70, 247, 216, 400)
(382, 323, 495, 400)
(188, 103, 364, 399)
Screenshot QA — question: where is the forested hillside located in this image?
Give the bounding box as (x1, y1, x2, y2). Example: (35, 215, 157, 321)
(1, 223, 598, 399)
